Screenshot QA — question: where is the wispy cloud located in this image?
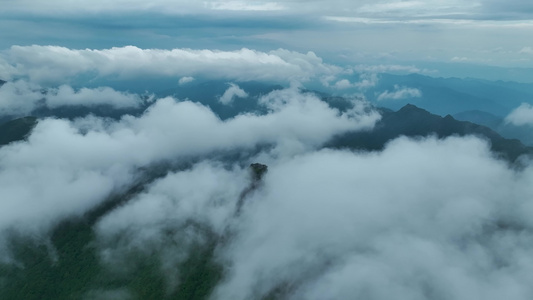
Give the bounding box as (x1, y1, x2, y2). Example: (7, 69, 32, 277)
(520, 47, 533, 55)
(0, 80, 145, 116)
(377, 85, 422, 101)
(178, 76, 195, 85)
(219, 83, 248, 105)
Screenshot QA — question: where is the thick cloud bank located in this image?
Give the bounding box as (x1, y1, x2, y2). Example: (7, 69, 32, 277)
(0, 46, 340, 85)
(0, 87, 377, 260)
(94, 135, 533, 300)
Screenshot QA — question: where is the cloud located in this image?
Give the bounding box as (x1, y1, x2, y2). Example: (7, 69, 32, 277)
(505, 103, 533, 126)
(46, 85, 145, 108)
(352, 64, 435, 75)
(0, 80, 44, 116)
(377, 84, 422, 101)
(178, 76, 195, 85)
(208, 1, 285, 11)
(211, 136, 533, 299)
(0, 87, 378, 261)
(0, 80, 145, 117)
(520, 47, 533, 55)
(90, 134, 533, 300)
(331, 73, 379, 90)
(219, 83, 248, 105)
(1, 45, 341, 85)
(451, 56, 470, 62)
(334, 79, 352, 89)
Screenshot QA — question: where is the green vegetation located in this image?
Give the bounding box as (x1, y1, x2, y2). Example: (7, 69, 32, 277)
(0, 177, 225, 300)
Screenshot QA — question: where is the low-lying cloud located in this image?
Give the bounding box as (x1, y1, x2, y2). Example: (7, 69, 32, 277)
(505, 103, 533, 126)
(219, 83, 248, 105)
(0, 80, 145, 116)
(93, 135, 533, 300)
(377, 84, 422, 101)
(0, 87, 378, 262)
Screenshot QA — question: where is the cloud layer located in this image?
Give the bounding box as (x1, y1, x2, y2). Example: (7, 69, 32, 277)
(0, 80, 145, 116)
(0, 46, 340, 85)
(92, 134, 533, 300)
(219, 83, 248, 105)
(0, 87, 378, 262)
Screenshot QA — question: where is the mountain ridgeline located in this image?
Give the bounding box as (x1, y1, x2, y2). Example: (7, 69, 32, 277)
(328, 104, 533, 163)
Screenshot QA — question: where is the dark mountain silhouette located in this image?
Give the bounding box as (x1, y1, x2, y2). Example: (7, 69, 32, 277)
(0, 116, 38, 147)
(329, 104, 533, 163)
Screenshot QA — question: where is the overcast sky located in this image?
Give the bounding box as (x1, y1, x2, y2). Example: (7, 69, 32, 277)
(1, 0, 533, 74)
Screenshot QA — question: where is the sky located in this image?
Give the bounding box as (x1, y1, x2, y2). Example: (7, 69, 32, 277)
(1, 0, 533, 80)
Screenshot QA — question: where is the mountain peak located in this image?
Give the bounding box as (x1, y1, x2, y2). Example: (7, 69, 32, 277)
(397, 104, 430, 115)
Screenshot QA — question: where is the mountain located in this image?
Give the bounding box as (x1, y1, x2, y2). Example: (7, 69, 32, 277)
(0, 116, 38, 147)
(364, 73, 533, 117)
(329, 104, 533, 163)
(454, 110, 533, 147)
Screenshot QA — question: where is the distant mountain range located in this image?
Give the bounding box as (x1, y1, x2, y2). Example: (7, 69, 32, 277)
(364, 73, 533, 117)
(328, 104, 533, 163)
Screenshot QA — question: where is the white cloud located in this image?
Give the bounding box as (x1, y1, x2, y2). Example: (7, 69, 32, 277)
(178, 76, 195, 85)
(211, 136, 533, 299)
(2, 45, 341, 85)
(0, 87, 379, 261)
(0, 80, 44, 116)
(89, 133, 533, 300)
(505, 103, 533, 126)
(0, 80, 144, 116)
(520, 47, 533, 55)
(377, 84, 422, 101)
(332, 73, 379, 90)
(354, 73, 379, 89)
(334, 79, 352, 89)
(219, 83, 248, 105)
(46, 85, 144, 108)
(352, 64, 435, 75)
